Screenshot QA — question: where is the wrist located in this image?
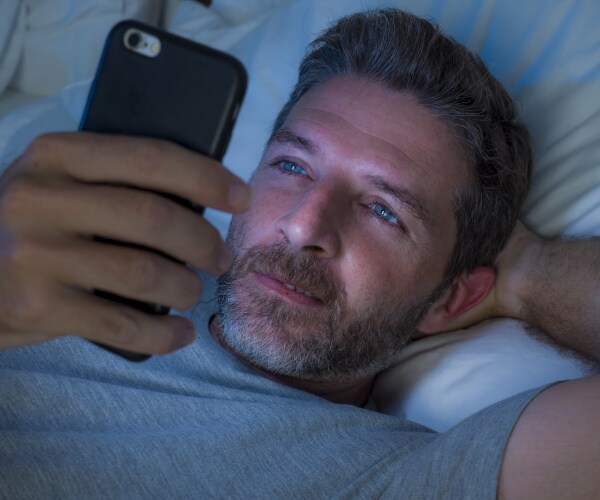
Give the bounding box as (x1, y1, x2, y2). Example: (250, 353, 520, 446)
(493, 223, 546, 321)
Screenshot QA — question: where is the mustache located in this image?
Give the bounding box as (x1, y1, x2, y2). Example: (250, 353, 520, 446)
(223, 243, 344, 306)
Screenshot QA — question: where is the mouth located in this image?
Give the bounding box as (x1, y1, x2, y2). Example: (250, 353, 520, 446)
(252, 272, 324, 307)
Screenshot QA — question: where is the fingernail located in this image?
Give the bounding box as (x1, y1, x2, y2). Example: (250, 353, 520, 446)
(179, 323, 196, 347)
(227, 183, 252, 211)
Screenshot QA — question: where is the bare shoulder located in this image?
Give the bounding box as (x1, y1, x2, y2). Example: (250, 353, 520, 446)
(499, 375, 600, 499)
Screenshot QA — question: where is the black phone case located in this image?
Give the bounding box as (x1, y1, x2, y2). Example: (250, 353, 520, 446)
(80, 20, 247, 360)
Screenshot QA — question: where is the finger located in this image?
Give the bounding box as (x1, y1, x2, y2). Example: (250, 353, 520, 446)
(0, 328, 55, 350)
(7, 178, 230, 273)
(57, 286, 196, 355)
(22, 132, 252, 213)
(0, 278, 196, 354)
(33, 237, 204, 311)
(55, 183, 229, 272)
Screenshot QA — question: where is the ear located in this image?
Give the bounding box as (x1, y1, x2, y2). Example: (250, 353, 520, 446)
(416, 266, 496, 336)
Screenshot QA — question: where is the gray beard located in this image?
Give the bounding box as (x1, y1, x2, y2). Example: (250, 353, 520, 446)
(216, 241, 447, 384)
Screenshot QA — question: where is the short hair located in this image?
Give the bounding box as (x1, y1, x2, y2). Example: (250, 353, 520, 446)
(272, 8, 532, 281)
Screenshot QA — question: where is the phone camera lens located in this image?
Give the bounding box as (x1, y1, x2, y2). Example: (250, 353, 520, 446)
(127, 32, 142, 48)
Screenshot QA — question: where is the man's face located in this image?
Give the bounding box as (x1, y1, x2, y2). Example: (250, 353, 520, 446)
(217, 76, 469, 383)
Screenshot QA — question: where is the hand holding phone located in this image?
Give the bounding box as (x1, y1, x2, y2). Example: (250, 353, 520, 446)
(78, 21, 247, 360)
(0, 133, 251, 355)
(0, 22, 248, 358)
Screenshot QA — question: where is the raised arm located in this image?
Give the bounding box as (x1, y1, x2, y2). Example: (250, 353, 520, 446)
(447, 221, 600, 361)
(495, 226, 600, 497)
(503, 223, 600, 359)
(448, 222, 600, 497)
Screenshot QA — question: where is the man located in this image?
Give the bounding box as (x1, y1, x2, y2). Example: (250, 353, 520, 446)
(0, 8, 598, 498)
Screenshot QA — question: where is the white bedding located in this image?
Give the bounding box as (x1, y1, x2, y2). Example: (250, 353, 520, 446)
(0, 0, 599, 431)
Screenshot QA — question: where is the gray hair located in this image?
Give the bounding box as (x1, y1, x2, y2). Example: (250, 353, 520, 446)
(272, 8, 532, 281)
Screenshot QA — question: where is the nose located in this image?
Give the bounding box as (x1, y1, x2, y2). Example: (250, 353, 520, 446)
(276, 180, 344, 258)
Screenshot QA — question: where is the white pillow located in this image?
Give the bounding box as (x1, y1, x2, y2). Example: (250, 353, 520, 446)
(372, 319, 597, 431)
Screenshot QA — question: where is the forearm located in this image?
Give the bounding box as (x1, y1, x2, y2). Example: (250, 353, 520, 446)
(510, 234, 600, 360)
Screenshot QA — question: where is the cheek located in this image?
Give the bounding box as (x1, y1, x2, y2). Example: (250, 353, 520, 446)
(249, 173, 307, 225)
(340, 229, 447, 309)
(228, 188, 287, 249)
(339, 237, 415, 308)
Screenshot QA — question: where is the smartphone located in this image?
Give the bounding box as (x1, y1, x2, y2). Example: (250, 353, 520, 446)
(80, 20, 247, 360)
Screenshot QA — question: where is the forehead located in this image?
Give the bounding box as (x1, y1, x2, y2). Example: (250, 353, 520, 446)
(283, 75, 469, 182)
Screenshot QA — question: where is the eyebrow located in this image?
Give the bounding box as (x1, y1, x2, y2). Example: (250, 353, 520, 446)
(268, 128, 431, 228)
(365, 175, 431, 228)
(268, 128, 318, 155)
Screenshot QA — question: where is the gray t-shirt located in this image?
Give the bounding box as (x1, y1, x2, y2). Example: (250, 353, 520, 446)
(0, 277, 544, 499)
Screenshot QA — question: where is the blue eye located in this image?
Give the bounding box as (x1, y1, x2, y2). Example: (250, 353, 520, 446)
(279, 160, 306, 175)
(370, 202, 400, 225)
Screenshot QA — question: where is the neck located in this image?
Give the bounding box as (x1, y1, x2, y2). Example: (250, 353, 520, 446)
(209, 316, 375, 407)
